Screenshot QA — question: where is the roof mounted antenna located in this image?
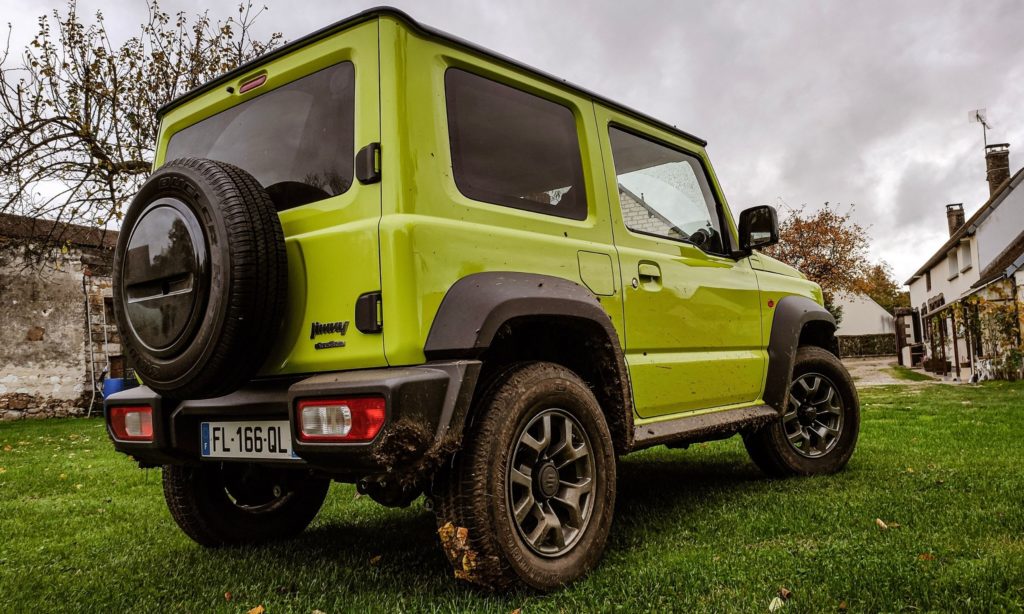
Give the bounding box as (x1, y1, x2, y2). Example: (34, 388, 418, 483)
(970, 108, 991, 148)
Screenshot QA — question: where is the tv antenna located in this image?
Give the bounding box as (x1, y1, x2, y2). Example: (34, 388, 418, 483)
(970, 108, 991, 147)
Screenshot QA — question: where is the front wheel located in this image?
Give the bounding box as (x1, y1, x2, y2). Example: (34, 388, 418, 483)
(162, 463, 330, 546)
(433, 362, 617, 591)
(744, 346, 860, 476)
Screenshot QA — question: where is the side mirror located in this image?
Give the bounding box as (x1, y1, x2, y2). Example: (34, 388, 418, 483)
(737, 205, 779, 253)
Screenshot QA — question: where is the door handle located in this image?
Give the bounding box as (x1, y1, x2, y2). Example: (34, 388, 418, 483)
(638, 262, 661, 280)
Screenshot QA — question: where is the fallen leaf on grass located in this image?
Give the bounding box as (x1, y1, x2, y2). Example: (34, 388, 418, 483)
(768, 596, 785, 611)
(778, 587, 793, 601)
(224, 591, 232, 602)
(918, 553, 935, 561)
(510, 609, 521, 614)
(3, 445, 12, 452)
(838, 600, 848, 611)
(875, 518, 889, 530)
(247, 606, 264, 614)
(438, 522, 480, 582)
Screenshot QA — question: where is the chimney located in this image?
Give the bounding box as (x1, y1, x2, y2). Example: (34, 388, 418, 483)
(985, 143, 1010, 196)
(946, 203, 965, 236)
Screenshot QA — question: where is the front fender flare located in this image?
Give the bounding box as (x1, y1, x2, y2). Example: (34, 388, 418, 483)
(764, 295, 837, 412)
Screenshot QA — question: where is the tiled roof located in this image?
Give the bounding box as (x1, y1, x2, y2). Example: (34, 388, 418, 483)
(0, 212, 118, 250)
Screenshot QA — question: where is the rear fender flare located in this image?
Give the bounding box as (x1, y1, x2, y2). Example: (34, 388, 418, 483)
(424, 272, 634, 450)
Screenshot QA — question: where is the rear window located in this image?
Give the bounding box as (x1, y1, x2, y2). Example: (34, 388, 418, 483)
(445, 69, 586, 220)
(165, 62, 355, 212)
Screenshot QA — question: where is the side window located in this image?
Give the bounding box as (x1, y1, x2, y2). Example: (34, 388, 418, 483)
(445, 69, 586, 220)
(608, 127, 725, 254)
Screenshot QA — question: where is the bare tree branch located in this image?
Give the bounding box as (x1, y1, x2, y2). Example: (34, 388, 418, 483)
(0, 0, 283, 258)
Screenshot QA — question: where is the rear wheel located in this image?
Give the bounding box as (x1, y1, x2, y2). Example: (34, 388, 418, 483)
(744, 346, 860, 476)
(162, 463, 329, 546)
(433, 362, 616, 591)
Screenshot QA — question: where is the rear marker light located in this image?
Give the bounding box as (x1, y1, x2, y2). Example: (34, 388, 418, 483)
(297, 397, 385, 443)
(109, 406, 154, 441)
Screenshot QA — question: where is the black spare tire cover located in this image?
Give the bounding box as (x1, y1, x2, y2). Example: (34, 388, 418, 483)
(112, 158, 287, 399)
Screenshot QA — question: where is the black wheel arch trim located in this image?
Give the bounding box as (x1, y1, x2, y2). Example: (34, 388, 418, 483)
(764, 294, 838, 413)
(424, 272, 635, 452)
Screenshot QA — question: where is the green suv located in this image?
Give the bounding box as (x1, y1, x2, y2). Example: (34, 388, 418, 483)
(105, 7, 859, 591)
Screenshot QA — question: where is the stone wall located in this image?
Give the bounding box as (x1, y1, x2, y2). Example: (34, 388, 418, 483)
(0, 214, 117, 421)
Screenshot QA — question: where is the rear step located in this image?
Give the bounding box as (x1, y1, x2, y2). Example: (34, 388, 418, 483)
(632, 405, 779, 451)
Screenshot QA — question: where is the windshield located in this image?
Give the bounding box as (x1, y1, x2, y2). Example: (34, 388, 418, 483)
(165, 61, 355, 212)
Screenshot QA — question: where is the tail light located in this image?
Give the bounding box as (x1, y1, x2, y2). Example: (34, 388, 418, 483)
(297, 397, 385, 442)
(109, 406, 154, 441)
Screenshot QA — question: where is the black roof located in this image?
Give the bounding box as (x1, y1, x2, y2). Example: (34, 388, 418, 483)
(157, 6, 707, 147)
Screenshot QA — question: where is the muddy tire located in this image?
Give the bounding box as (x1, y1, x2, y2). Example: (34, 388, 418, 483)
(433, 362, 616, 591)
(744, 346, 860, 476)
(162, 463, 329, 546)
(112, 157, 287, 399)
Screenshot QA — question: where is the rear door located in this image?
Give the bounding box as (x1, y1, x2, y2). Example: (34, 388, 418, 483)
(158, 20, 384, 375)
(595, 108, 765, 418)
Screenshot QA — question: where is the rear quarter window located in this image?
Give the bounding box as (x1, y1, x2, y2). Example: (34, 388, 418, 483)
(165, 61, 355, 212)
(445, 69, 587, 220)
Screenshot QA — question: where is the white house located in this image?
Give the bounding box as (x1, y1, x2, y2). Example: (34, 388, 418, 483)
(831, 292, 896, 357)
(834, 292, 895, 337)
(904, 143, 1024, 380)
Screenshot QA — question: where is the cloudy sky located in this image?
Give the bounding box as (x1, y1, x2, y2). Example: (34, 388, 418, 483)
(6, 0, 1024, 282)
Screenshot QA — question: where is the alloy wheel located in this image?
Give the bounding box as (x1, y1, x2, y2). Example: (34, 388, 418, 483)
(782, 372, 844, 458)
(507, 409, 596, 557)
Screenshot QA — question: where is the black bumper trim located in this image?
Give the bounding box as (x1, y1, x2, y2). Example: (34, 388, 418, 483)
(104, 361, 481, 477)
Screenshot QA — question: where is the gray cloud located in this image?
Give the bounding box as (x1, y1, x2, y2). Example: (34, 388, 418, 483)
(6, 0, 1023, 282)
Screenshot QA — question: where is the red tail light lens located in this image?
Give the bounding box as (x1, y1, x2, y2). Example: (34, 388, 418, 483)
(109, 406, 154, 441)
(297, 397, 385, 442)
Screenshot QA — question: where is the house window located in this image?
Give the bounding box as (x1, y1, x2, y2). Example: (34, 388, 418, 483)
(947, 250, 959, 280)
(960, 241, 972, 272)
(925, 271, 931, 291)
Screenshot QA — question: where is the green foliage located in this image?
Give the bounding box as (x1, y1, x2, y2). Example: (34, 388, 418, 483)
(965, 281, 1024, 380)
(2, 383, 1024, 612)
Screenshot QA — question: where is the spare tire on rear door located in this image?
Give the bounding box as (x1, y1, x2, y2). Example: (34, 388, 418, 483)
(112, 157, 287, 399)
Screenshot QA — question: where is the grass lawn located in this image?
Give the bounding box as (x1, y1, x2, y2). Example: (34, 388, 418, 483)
(888, 365, 936, 382)
(1, 383, 1023, 613)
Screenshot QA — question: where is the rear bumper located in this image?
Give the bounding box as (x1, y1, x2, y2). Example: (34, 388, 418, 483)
(103, 360, 481, 479)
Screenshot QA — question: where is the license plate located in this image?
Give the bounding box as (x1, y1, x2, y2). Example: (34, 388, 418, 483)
(200, 420, 299, 461)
